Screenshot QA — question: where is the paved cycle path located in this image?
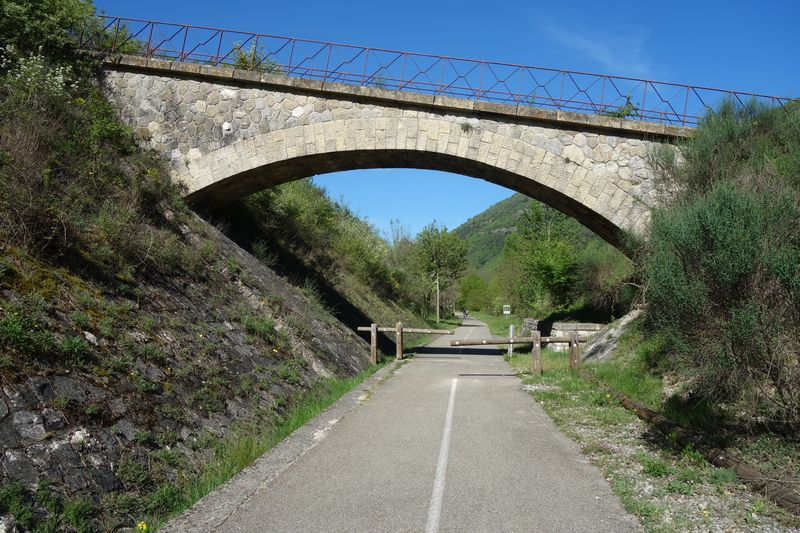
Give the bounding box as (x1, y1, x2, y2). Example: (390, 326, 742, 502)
(195, 319, 638, 532)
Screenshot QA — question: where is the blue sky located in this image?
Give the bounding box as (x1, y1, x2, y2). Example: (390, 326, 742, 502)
(95, 0, 799, 238)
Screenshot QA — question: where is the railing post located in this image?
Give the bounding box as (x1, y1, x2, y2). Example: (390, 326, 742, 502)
(370, 323, 377, 365)
(569, 331, 580, 371)
(507, 324, 514, 359)
(531, 331, 542, 376)
(395, 321, 403, 361)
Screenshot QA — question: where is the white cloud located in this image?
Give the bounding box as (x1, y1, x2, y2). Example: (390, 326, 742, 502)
(540, 20, 652, 77)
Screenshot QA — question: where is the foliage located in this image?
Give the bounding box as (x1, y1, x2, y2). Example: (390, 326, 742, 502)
(457, 273, 491, 311)
(0, 45, 199, 281)
(414, 222, 467, 289)
(0, 481, 98, 532)
(487, 200, 633, 319)
(212, 180, 460, 321)
(653, 99, 800, 200)
(414, 222, 467, 319)
(232, 42, 282, 74)
(602, 95, 638, 119)
(644, 100, 800, 426)
(645, 181, 800, 424)
(0, 0, 94, 66)
(576, 240, 635, 313)
(453, 193, 531, 271)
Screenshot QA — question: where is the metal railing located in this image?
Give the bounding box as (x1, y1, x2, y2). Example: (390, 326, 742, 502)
(84, 16, 795, 127)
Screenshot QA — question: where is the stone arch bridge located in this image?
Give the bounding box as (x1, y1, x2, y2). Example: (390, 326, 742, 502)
(103, 55, 691, 247)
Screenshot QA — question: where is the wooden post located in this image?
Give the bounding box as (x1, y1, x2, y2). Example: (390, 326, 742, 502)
(370, 323, 377, 364)
(507, 324, 514, 359)
(569, 331, 580, 371)
(531, 331, 542, 376)
(395, 321, 403, 361)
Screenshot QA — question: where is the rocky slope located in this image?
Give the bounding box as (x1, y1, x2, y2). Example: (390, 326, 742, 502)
(0, 211, 371, 529)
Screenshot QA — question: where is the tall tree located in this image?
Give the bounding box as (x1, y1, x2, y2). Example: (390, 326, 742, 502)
(415, 223, 467, 322)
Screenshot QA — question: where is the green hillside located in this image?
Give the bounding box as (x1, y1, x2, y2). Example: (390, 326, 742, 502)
(453, 193, 532, 271)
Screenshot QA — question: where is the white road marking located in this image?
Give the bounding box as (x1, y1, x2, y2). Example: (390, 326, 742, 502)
(425, 377, 458, 533)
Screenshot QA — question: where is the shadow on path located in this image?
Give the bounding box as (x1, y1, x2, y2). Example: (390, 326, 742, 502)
(408, 346, 504, 357)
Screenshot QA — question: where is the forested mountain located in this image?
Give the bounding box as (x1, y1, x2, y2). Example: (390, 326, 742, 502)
(453, 193, 531, 272)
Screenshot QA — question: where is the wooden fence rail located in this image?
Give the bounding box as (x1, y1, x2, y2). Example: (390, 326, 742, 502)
(449, 331, 585, 375)
(357, 322, 453, 363)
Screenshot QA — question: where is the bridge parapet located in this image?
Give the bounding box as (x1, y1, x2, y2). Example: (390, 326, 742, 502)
(106, 54, 692, 141)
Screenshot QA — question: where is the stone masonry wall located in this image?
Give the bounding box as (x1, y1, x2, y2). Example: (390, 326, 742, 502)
(103, 59, 680, 241)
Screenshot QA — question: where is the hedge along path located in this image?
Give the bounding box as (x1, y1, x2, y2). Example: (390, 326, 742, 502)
(577, 368, 800, 515)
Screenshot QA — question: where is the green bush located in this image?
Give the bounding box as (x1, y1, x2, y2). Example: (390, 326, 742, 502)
(0, 0, 94, 67)
(242, 314, 277, 342)
(645, 182, 800, 423)
(0, 46, 193, 280)
(232, 42, 282, 74)
(645, 100, 800, 426)
(653, 99, 800, 199)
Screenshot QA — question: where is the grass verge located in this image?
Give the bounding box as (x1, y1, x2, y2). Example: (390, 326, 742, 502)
(471, 311, 522, 336)
(506, 336, 800, 531)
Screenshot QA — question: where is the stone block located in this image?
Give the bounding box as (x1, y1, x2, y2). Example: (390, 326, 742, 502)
(232, 69, 261, 83)
(170, 61, 202, 75)
(200, 64, 235, 80)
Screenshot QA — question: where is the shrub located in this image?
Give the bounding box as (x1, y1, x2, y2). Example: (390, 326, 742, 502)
(242, 314, 277, 342)
(0, 0, 94, 67)
(645, 182, 800, 424)
(232, 42, 282, 74)
(645, 100, 800, 426)
(0, 46, 190, 280)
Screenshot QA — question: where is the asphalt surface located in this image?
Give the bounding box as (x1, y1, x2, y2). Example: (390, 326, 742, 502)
(221, 318, 639, 532)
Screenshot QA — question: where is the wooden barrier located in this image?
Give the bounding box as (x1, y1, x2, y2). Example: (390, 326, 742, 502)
(449, 333, 585, 373)
(357, 323, 453, 361)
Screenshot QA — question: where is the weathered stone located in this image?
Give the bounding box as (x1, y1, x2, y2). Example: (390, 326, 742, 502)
(2, 450, 38, 485)
(41, 409, 67, 431)
(562, 144, 585, 166)
(83, 331, 98, 346)
(12, 411, 46, 441)
(52, 376, 106, 404)
(62, 467, 91, 491)
(90, 466, 122, 492)
(27, 377, 53, 404)
(0, 418, 20, 449)
(112, 419, 137, 442)
(3, 384, 33, 410)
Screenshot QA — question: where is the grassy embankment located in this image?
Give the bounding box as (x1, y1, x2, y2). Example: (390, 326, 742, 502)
(507, 319, 800, 531)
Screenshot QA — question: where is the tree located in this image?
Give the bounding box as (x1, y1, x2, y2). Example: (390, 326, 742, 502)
(458, 273, 491, 311)
(415, 223, 467, 322)
(0, 0, 94, 63)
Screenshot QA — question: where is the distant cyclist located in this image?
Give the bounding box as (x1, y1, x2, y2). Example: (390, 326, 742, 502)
(463, 308, 469, 319)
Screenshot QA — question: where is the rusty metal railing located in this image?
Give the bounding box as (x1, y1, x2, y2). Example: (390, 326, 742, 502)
(83, 16, 794, 127)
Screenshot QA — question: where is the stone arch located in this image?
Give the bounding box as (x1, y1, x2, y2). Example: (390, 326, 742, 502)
(176, 117, 651, 248)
